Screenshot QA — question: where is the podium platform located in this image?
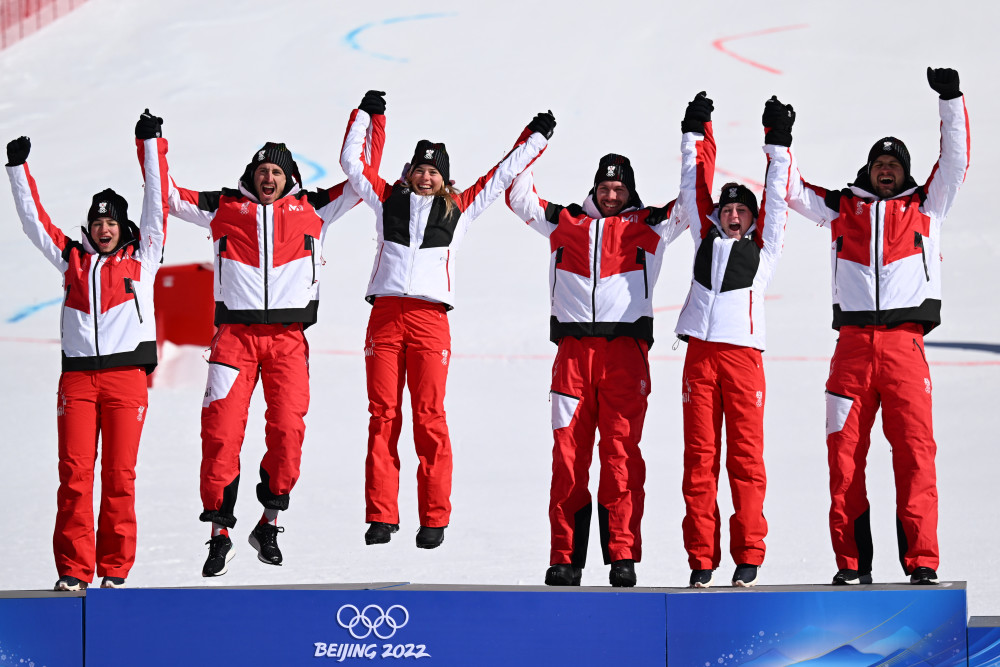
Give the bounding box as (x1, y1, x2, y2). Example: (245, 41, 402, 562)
(0, 582, 990, 666)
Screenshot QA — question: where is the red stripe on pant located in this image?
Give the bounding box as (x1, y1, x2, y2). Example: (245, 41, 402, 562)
(364, 297, 452, 527)
(200, 323, 309, 522)
(55, 366, 147, 582)
(549, 336, 649, 566)
(681, 337, 767, 570)
(825, 324, 938, 574)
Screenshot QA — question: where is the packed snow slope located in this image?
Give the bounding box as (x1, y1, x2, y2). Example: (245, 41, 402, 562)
(1, 1, 997, 614)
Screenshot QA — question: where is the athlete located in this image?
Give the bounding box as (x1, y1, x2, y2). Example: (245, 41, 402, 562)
(341, 91, 551, 549)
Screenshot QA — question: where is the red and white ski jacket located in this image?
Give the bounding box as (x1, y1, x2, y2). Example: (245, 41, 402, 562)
(155, 118, 384, 327)
(340, 110, 549, 309)
(785, 96, 969, 333)
(674, 123, 790, 350)
(8, 137, 169, 373)
(505, 160, 686, 345)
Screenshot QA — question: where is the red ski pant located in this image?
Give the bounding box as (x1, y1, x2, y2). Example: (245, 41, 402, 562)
(681, 338, 767, 570)
(825, 324, 938, 574)
(549, 336, 649, 567)
(55, 367, 147, 582)
(364, 297, 452, 528)
(200, 323, 309, 526)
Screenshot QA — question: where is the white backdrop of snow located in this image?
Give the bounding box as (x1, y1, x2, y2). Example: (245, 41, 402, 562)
(0, 0, 997, 615)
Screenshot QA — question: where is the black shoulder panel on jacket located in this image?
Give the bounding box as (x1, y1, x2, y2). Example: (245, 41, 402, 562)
(199, 191, 223, 212)
(720, 237, 762, 292)
(303, 189, 329, 210)
(824, 189, 844, 212)
(693, 227, 719, 289)
(382, 185, 413, 246)
(420, 196, 462, 249)
(544, 202, 565, 223)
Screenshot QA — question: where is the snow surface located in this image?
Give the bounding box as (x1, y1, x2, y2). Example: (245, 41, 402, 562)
(0, 0, 997, 616)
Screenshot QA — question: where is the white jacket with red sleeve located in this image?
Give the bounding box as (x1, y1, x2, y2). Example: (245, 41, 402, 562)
(7, 136, 169, 373)
(674, 122, 790, 350)
(784, 95, 969, 333)
(153, 120, 384, 327)
(505, 165, 686, 345)
(341, 110, 549, 309)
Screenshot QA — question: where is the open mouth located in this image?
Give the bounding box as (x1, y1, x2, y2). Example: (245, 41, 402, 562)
(728, 223, 741, 232)
(878, 176, 894, 187)
(261, 183, 276, 197)
(100, 236, 112, 245)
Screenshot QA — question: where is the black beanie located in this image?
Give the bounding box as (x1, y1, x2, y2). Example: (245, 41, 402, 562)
(717, 182, 759, 219)
(591, 153, 642, 209)
(867, 137, 911, 179)
(409, 140, 450, 184)
(87, 188, 129, 224)
(241, 142, 301, 197)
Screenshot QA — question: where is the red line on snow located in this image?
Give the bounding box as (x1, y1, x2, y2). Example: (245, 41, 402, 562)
(712, 24, 808, 75)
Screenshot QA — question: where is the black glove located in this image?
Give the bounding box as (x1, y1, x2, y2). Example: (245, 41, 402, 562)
(762, 95, 794, 147)
(681, 91, 713, 134)
(135, 108, 163, 140)
(359, 90, 386, 116)
(927, 67, 961, 100)
(527, 110, 556, 139)
(645, 204, 672, 225)
(6, 136, 30, 166)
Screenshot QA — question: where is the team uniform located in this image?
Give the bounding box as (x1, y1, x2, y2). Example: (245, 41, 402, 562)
(341, 108, 549, 533)
(675, 121, 791, 578)
(153, 125, 384, 531)
(506, 153, 686, 577)
(785, 94, 969, 577)
(8, 136, 169, 587)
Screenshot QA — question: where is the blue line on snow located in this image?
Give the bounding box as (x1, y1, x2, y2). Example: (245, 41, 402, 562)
(293, 152, 326, 185)
(7, 297, 62, 323)
(344, 13, 458, 63)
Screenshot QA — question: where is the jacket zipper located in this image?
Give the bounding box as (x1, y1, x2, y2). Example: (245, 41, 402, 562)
(91, 256, 101, 358)
(305, 235, 316, 284)
(873, 201, 882, 324)
(445, 249, 451, 291)
(834, 235, 843, 286)
(552, 247, 564, 298)
(591, 221, 602, 322)
(218, 235, 228, 287)
(636, 247, 648, 299)
(61, 284, 70, 340)
(263, 206, 270, 319)
(749, 291, 754, 334)
(914, 232, 929, 281)
(124, 278, 143, 323)
(370, 243, 384, 285)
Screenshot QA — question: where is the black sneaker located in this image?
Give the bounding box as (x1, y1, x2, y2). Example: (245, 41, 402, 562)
(689, 569, 715, 588)
(831, 568, 873, 585)
(203, 534, 235, 577)
(365, 522, 399, 545)
(249, 523, 285, 565)
(609, 559, 636, 588)
(100, 576, 126, 589)
(54, 576, 88, 591)
(416, 525, 445, 549)
(732, 563, 759, 587)
(909, 567, 939, 585)
(545, 564, 582, 586)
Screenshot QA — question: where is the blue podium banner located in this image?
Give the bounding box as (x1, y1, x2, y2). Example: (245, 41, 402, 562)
(667, 584, 968, 666)
(969, 617, 1000, 667)
(85, 585, 667, 666)
(0, 593, 83, 667)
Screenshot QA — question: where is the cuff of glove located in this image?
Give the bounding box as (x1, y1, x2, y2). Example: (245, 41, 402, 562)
(681, 120, 706, 134)
(764, 130, 792, 147)
(939, 90, 962, 101)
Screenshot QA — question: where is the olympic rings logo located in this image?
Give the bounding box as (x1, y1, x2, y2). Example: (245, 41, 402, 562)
(337, 604, 410, 640)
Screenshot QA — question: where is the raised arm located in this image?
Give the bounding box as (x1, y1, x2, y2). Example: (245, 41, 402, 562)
(135, 110, 168, 267)
(756, 96, 795, 290)
(6, 137, 70, 271)
(922, 67, 970, 219)
(455, 111, 553, 221)
(678, 92, 717, 243)
(340, 90, 392, 212)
